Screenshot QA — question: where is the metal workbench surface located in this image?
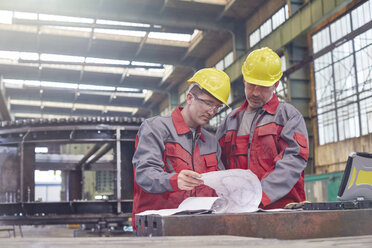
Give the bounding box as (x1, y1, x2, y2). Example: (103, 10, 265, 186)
(135, 209, 372, 239)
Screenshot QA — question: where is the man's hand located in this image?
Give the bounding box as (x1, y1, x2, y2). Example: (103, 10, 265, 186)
(177, 170, 204, 190)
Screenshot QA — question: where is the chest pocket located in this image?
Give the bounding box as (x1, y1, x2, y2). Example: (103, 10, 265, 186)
(221, 131, 235, 166)
(256, 124, 279, 160)
(203, 153, 218, 172)
(164, 145, 190, 173)
(234, 135, 249, 155)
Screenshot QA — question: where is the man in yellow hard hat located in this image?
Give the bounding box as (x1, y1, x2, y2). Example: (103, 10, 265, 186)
(216, 47, 309, 210)
(132, 68, 230, 230)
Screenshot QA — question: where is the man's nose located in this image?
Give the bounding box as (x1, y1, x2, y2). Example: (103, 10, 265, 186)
(207, 107, 216, 116)
(252, 86, 261, 96)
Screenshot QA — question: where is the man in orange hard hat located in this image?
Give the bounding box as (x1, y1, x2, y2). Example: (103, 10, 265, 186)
(132, 68, 230, 230)
(216, 47, 309, 209)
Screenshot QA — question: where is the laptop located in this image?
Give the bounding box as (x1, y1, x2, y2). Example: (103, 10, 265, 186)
(304, 152, 372, 210)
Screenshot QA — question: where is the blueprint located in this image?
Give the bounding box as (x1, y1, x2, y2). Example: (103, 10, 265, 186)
(137, 169, 262, 216)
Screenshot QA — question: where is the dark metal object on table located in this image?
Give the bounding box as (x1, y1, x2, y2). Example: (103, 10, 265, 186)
(135, 209, 372, 239)
(303, 200, 372, 210)
(0, 200, 132, 226)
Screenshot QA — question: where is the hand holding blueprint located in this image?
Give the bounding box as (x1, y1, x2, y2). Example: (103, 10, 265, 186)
(202, 169, 262, 213)
(137, 169, 262, 216)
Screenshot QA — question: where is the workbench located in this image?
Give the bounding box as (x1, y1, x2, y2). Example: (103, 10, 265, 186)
(135, 209, 372, 239)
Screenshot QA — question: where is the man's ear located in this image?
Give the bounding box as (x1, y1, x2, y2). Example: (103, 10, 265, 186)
(274, 81, 280, 89)
(186, 92, 193, 104)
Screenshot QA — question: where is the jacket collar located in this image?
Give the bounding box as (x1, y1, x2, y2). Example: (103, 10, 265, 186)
(171, 107, 205, 142)
(230, 93, 279, 118)
(264, 93, 279, 114)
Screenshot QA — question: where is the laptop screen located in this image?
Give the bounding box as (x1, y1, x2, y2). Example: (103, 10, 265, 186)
(337, 152, 372, 201)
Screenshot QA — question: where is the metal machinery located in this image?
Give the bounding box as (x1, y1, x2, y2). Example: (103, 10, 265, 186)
(0, 117, 143, 232)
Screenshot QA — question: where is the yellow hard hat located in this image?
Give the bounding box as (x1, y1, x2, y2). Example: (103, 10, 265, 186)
(242, 47, 283, 87)
(187, 68, 230, 106)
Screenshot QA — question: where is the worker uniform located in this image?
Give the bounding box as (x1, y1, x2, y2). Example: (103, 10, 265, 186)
(132, 106, 224, 228)
(216, 94, 309, 209)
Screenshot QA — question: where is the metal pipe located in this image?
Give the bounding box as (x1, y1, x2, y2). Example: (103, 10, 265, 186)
(76, 143, 103, 170)
(84, 143, 113, 169)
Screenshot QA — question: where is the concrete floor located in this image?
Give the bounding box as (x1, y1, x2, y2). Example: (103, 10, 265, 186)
(0, 225, 371, 248)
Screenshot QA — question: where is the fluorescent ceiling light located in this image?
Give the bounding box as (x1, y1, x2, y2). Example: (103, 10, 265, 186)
(94, 28, 146, 37)
(116, 87, 145, 93)
(14, 12, 37, 20)
(97, 19, 150, 28)
(14, 113, 72, 119)
(47, 25, 92, 32)
(1, 9, 197, 44)
(78, 84, 116, 91)
(40, 53, 85, 63)
(178, 0, 228, 5)
(20, 52, 39, 60)
(3, 79, 146, 97)
(0, 10, 12, 24)
(85, 57, 130, 65)
(24, 80, 41, 87)
(39, 14, 94, 24)
(131, 61, 162, 67)
(10, 99, 138, 113)
(148, 32, 192, 42)
(40, 81, 78, 89)
(0, 57, 165, 76)
(0, 50, 19, 60)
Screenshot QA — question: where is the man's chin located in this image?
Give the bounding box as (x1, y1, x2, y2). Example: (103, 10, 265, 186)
(199, 118, 210, 126)
(248, 101, 263, 109)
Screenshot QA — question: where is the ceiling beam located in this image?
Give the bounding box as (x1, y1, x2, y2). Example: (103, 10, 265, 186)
(216, 0, 236, 20)
(18, 59, 165, 70)
(9, 99, 139, 113)
(0, 0, 235, 31)
(6, 95, 148, 109)
(0, 64, 166, 91)
(12, 18, 196, 34)
(175, 0, 228, 5)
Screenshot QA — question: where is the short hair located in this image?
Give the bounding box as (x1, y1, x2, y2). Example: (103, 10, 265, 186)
(189, 83, 203, 96)
(188, 83, 222, 104)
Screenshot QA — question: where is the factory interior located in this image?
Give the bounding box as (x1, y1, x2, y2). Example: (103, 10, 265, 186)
(0, 0, 371, 247)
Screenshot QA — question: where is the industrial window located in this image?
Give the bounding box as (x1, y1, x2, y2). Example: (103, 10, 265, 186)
(274, 55, 288, 101)
(249, 29, 260, 48)
(96, 171, 114, 193)
(249, 4, 288, 47)
(224, 51, 234, 68)
(260, 19, 272, 40)
(214, 51, 234, 71)
(312, 0, 372, 145)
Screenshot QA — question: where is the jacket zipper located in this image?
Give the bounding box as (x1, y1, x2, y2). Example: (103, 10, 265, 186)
(232, 110, 242, 169)
(247, 108, 265, 168)
(191, 132, 198, 197)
